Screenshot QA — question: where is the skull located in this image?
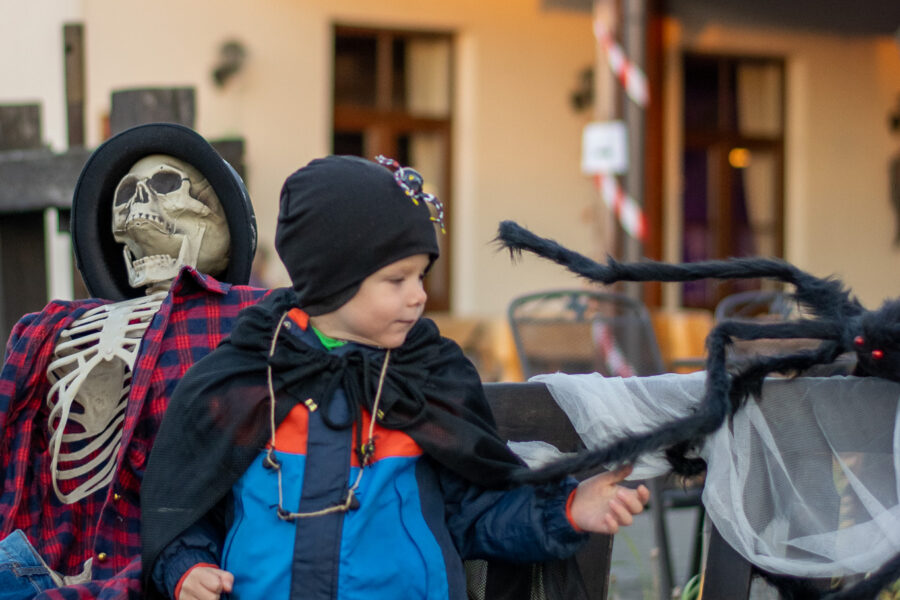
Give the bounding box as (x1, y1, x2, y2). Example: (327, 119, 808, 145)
(112, 154, 230, 291)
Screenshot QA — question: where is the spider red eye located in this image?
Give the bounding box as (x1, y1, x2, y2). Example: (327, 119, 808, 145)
(872, 349, 884, 360)
(854, 336, 865, 347)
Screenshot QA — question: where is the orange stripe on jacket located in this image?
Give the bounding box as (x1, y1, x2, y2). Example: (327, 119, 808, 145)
(270, 405, 310, 454)
(271, 405, 422, 464)
(350, 410, 422, 466)
(288, 307, 309, 330)
(273, 307, 421, 461)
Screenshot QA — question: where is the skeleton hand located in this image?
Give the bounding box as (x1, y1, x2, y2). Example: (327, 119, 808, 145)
(569, 465, 650, 534)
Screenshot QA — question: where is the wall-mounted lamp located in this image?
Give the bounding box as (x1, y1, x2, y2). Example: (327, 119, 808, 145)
(728, 147, 751, 169)
(212, 40, 247, 88)
(570, 66, 594, 112)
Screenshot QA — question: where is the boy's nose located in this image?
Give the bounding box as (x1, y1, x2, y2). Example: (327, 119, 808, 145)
(411, 283, 427, 306)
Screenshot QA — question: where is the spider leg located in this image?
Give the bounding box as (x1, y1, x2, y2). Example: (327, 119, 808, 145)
(783, 268, 864, 325)
(712, 316, 844, 346)
(708, 318, 844, 408)
(512, 393, 728, 483)
(728, 340, 843, 405)
(514, 321, 738, 483)
(512, 319, 847, 484)
(665, 338, 844, 476)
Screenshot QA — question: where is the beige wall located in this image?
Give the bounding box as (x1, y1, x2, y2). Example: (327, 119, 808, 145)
(664, 22, 900, 309)
(0, 0, 83, 150)
(79, 0, 597, 316)
(7, 2, 900, 316)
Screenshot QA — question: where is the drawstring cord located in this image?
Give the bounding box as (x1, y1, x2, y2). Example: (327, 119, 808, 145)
(264, 311, 391, 520)
(263, 312, 290, 472)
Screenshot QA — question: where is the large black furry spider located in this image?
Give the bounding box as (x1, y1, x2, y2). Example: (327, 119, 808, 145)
(497, 220, 900, 600)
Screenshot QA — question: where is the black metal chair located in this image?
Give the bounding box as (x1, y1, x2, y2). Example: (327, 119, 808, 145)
(714, 289, 795, 322)
(507, 289, 665, 378)
(697, 375, 893, 599)
(466, 382, 614, 600)
(506, 289, 704, 599)
(700, 526, 863, 598)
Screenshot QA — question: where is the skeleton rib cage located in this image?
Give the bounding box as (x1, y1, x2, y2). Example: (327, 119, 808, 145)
(46, 292, 166, 504)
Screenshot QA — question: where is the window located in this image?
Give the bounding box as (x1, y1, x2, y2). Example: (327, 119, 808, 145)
(681, 53, 785, 309)
(332, 26, 453, 310)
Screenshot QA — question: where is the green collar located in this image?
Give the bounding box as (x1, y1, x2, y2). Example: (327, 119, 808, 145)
(312, 326, 347, 350)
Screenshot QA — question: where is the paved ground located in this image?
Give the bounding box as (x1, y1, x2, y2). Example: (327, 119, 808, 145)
(607, 505, 702, 600)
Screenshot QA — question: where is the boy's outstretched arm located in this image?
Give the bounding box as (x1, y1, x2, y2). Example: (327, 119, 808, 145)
(568, 465, 651, 534)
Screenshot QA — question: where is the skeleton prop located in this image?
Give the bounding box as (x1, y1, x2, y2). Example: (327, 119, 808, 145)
(40, 120, 257, 514)
(46, 153, 232, 504)
(0, 123, 259, 596)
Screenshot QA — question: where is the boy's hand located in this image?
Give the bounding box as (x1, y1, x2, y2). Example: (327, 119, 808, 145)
(569, 465, 651, 534)
(178, 566, 234, 600)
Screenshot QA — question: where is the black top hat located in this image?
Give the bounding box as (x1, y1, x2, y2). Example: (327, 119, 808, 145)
(71, 122, 257, 301)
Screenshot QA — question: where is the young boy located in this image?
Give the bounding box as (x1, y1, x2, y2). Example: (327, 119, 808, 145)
(141, 155, 649, 600)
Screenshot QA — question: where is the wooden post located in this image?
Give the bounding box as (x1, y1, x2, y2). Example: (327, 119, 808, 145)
(108, 88, 196, 135)
(0, 105, 42, 151)
(622, 0, 646, 300)
(592, 0, 620, 263)
(64, 23, 85, 148)
(0, 104, 47, 356)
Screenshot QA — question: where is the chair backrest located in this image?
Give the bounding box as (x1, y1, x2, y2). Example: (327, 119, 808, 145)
(468, 382, 613, 600)
(698, 375, 900, 598)
(713, 289, 795, 322)
(700, 524, 862, 597)
(508, 289, 666, 378)
(713, 290, 821, 362)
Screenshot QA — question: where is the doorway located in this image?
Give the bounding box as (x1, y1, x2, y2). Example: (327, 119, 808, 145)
(681, 52, 785, 309)
(332, 25, 454, 310)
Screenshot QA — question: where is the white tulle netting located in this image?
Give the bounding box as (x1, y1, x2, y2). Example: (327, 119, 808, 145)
(532, 372, 900, 578)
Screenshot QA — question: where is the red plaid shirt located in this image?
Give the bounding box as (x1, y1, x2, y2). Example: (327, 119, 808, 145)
(0, 267, 266, 599)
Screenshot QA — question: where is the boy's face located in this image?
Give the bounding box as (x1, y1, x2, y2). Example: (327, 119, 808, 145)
(312, 254, 430, 349)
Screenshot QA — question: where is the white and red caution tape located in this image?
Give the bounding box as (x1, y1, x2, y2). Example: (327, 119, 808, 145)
(594, 173, 646, 241)
(589, 17, 648, 240)
(593, 19, 649, 108)
(592, 320, 635, 377)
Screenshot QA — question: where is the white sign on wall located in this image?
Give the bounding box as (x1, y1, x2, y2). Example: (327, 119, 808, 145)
(581, 120, 628, 175)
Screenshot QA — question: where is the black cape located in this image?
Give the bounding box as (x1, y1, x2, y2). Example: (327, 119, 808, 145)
(140, 288, 529, 590)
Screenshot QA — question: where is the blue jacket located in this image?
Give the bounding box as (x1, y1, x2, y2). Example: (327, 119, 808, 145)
(151, 309, 586, 599)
